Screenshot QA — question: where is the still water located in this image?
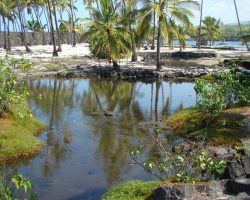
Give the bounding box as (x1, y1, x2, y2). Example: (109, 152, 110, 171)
(8, 78, 197, 200)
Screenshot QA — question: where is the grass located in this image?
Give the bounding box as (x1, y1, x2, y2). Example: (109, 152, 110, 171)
(45, 63, 63, 71)
(200, 74, 216, 82)
(167, 107, 249, 146)
(102, 181, 158, 200)
(0, 100, 46, 163)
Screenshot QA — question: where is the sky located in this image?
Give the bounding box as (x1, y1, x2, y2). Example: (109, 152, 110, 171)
(72, 0, 250, 25)
(192, 0, 250, 25)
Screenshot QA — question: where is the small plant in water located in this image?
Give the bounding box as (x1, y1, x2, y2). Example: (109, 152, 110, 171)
(0, 172, 37, 200)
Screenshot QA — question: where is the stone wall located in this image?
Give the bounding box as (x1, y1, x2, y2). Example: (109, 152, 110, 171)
(0, 32, 81, 47)
(138, 51, 217, 63)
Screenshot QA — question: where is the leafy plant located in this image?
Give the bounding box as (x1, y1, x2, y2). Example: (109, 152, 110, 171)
(130, 129, 226, 183)
(0, 57, 31, 118)
(0, 172, 37, 200)
(195, 71, 250, 121)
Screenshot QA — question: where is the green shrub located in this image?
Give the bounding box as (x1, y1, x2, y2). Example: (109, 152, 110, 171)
(102, 181, 157, 200)
(195, 72, 250, 121)
(0, 57, 30, 114)
(0, 172, 37, 200)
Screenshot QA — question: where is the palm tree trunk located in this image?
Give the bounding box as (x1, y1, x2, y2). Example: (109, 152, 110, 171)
(151, 0, 156, 50)
(233, 0, 249, 51)
(52, 0, 62, 51)
(17, 0, 31, 52)
(15, 18, 24, 45)
(69, 0, 76, 47)
(197, 0, 203, 49)
(30, 11, 38, 45)
(112, 61, 120, 71)
(2, 16, 7, 50)
(121, 0, 137, 61)
(156, 16, 162, 71)
(7, 19, 11, 51)
(130, 25, 138, 61)
(47, 0, 58, 56)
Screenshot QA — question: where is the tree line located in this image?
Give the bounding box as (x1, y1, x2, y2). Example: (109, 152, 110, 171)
(0, 0, 249, 70)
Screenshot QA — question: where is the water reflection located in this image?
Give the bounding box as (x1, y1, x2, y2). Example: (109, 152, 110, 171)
(8, 78, 196, 200)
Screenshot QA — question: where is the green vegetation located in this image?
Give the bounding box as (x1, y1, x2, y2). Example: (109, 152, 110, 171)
(167, 71, 250, 145)
(102, 181, 157, 200)
(167, 107, 247, 145)
(200, 16, 223, 46)
(104, 71, 250, 198)
(195, 72, 250, 118)
(46, 63, 63, 71)
(0, 58, 45, 163)
(0, 99, 45, 163)
(0, 172, 37, 200)
(81, 0, 131, 70)
(220, 23, 250, 40)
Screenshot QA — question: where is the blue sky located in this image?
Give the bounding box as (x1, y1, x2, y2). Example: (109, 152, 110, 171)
(72, 0, 250, 25)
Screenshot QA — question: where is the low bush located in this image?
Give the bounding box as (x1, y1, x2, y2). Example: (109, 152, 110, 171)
(102, 181, 157, 200)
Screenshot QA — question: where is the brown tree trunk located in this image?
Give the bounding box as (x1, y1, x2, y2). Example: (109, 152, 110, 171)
(47, 0, 58, 56)
(233, 0, 249, 51)
(52, 0, 62, 51)
(197, 0, 203, 49)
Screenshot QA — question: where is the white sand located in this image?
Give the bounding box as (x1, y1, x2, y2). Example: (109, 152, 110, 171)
(0, 44, 249, 70)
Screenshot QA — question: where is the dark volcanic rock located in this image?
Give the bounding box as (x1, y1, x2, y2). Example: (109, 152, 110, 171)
(152, 183, 195, 200)
(222, 156, 250, 179)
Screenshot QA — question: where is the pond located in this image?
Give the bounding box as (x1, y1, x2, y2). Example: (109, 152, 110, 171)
(7, 78, 197, 200)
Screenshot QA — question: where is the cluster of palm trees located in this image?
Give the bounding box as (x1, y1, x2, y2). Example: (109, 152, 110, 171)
(1, 0, 249, 70)
(0, 0, 78, 54)
(82, 0, 200, 70)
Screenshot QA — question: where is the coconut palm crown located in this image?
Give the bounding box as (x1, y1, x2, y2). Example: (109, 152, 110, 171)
(81, 0, 131, 71)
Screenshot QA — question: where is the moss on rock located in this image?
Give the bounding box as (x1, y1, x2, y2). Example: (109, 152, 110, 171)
(167, 107, 249, 146)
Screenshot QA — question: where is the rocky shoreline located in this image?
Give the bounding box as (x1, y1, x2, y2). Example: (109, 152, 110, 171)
(18, 64, 228, 80)
(150, 147, 250, 200)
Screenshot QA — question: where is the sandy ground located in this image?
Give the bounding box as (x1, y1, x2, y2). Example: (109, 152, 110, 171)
(0, 44, 250, 70)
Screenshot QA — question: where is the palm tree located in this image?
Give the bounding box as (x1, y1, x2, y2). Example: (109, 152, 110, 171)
(120, 0, 138, 61)
(197, 0, 203, 49)
(81, 0, 131, 71)
(52, 0, 62, 51)
(233, 0, 250, 51)
(17, 0, 31, 52)
(140, 0, 199, 70)
(47, 0, 58, 56)
(0, 0, 16, 51)
(201, 16, 223, 46)
(69, 0, 76, 46)
(151, 0, 156, 50)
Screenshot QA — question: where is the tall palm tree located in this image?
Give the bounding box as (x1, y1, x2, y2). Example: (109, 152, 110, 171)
(47, 0, 58, 56)
(69, 0, 76, 46)
(81, 0, 131, 70)
(233, 0, 249, 51)
(140, 0, 199, 70)
(197, 0, 203, 49)
(17, 0, 31, 52)
(0, 0, 16, 51)
(151, 0, 156, 50)
(52, 0, 62, 51)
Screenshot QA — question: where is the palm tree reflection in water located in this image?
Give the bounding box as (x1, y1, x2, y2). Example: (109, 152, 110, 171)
(26, 78, 196, 183)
